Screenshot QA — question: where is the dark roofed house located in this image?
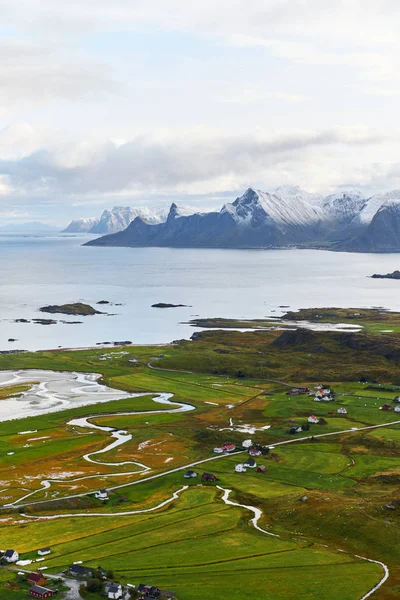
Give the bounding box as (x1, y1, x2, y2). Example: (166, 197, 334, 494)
(184, 470, 197, 479)
(38, 547, 51, 556)
(105, 582, 123, 599)
(68, 564, 96, 578)
(202, 472, 217, 482)
(29, 586, 54, 599)
(137, 583, 160, 597)
(3, 549, 18, 563)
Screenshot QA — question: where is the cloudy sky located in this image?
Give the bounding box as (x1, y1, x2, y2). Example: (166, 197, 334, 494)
(1, 0, 400, 224)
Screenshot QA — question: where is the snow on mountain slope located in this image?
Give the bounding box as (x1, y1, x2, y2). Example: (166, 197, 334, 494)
(356, 190, 400, 225)
(274, 185, 323, 206)
(167, 203, 203, 220)
(226, 187, 324, 228)
(62, 217, 100, 233)
(323, 191, 366, 223)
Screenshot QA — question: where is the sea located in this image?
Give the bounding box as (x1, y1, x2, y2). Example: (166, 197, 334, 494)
(1, 232, 400, 352)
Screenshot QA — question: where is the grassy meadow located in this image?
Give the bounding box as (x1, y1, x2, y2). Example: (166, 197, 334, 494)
(1, 316, 400, 598)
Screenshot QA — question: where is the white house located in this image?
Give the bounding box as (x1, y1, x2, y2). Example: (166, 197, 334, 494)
(242, 439, 252, 449)
(95, 489, 109, 500)
(3, 549, 18, 563)
(213, 447, 224, 454)
(235, 464, 247, 473)
(308, 415, 319, 424)
(395, 405, 400, 413)
(38, 548, 51, 556)
(337, 407, 347, 414)
(105, 583, 123, 599)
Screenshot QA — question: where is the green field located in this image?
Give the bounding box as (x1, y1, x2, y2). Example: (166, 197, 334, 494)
(1, 319, 400, 598)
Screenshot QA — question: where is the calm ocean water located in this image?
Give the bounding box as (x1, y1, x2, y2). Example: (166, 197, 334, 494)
(1, 233, 400, 351)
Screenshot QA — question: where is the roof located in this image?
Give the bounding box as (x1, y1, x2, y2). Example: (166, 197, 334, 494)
(106, 583, 121, 592)
(29, 586, 52, 594)
(69, 564, 95, 576)
(28, 573, 47, 582)
(245, 457, 256, 465)
(4, 549, 16, 557)
(39, 548, 50, 553)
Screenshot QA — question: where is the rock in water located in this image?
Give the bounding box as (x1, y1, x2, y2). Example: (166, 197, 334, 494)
(39, 303, 102, 316)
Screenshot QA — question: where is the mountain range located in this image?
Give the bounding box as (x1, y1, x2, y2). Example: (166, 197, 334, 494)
(63, 206, 168, 234)
(84, 186, 400, 252)
(0, 221, 60, 232)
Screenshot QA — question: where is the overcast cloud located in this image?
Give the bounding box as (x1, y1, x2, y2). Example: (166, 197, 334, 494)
(0, 1, 400, 223)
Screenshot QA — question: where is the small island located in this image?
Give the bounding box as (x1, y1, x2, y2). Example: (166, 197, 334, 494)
(39, 302, 102, 316)
(371, 270, 400, 280)
(152, 303, 189, 308)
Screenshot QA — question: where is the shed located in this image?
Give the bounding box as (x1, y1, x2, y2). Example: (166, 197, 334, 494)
(308, 415, 319, 424)
(257, 465, 267, 473)
(202, 473, 217, 482)
(337, 407, 347, 414)
(38, 548, 51, 556)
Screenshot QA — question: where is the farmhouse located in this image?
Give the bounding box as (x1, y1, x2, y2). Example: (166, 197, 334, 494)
(3, 549, 18, 563)
(38, 548, 51, 556)
(289, 425, 302, 434)
(27, 573, 48, 587)
(249, 447, 262, 457)
(183, 470, 197, 478)
(95, 489, 108, 500)
(222, 442, 236, 452)
(29, 585, 54, 599)
(202, 473, 217, 482)
(337, 407, 347, 414)
(235, 463, 246, 473)
(105, 582, 123, 599)
(244, 457, 256, 468)
(68, 564, 96, 578)
(137, 583, 160, 597)
(308, 415, 319, 424)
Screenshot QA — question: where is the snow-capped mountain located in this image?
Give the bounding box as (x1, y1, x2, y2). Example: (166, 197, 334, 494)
(340, 191, 400, 252)
(222, 188, 324, 228)
(63, 206, 168, 234)
(90, 206, 167, 234)
(62, 217, 100, 233)
(84, 186, 400, 252)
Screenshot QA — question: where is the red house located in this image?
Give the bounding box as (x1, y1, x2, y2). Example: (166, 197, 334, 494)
(28, 573, 48, 587)
(29, 586, 54, 599)
(202, 473, 217, 482)
(381, 404, 392, 411)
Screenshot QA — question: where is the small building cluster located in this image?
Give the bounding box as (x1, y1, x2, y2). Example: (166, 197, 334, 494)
(235, 442, 269, 474)
(314, 386, 334, 402)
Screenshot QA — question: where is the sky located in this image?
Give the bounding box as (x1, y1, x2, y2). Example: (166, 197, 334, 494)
(1, 0, 400, 224)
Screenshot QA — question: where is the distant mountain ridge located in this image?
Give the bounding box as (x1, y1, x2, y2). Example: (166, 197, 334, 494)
(0, 222, 60, 232)
(84, 186, 400, 252)
(63, 206, 168, 234)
